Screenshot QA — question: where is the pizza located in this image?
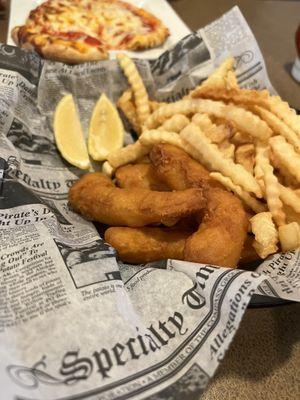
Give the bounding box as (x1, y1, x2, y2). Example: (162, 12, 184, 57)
(11, 0, 169, 64)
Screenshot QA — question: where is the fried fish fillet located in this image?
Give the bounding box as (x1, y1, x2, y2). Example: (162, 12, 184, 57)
(150, 144, 248, 267)
(184, 188, 248, 267)
(105, 226, 192, 263)
(69, 172, 205, 227)
(115, 163, 169, 191)
(150, 142, 222, 190)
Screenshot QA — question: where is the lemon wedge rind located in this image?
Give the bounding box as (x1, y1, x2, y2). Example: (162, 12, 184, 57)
(88, 93, 124, 161)
(54, 94, 91, 170)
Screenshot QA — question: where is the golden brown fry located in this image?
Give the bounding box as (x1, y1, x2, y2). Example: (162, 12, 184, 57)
(235, 144, 255, 173)
(278, 223, 300, 252)
(250, 212, 278, 258)
(189, 58, 235, 97)
(107, 140, 150, 168)
(69, 172, 205, 227)
(253, 106, 300, 153)
(191, 87, 300, 138)
(139, 129, 184, 148)
(225, 70, 239, 90)
(105, 226, 191, 264)
(149, 100, 167, 112)
(278, 184, 300, 213)
(117, 89, 141, 134)
(210, 172, 267, 214)
(180, 123, 263, 197)
(191, 86, 270, 106)
(255, 143, 286, 226)
(269, 135, 300, 183)
(117, 53, 150, 126)
(191, 113, 231, 143)
(218, 139, 235, 159)
(271, 155, 298, 188)
(145, 99, 272, 141)
(160, 114, 190, 132)
(231, 131, 252, 145)
(115, 163, 169, 191)
(102, 161, 115, 178)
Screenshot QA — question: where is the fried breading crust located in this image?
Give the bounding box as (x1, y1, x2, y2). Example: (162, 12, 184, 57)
(115, 163, 169, 191)
(150, 144, 248, 267)
(150, 143, 222, 190)
(69, 172, 206, 227)
(184, 188, 248, 267)
(105, 226, 192, 263)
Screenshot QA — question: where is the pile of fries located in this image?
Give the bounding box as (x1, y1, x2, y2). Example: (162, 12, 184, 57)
(103, 54, 300, 261)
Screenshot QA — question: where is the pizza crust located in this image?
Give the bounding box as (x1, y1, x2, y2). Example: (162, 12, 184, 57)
(11, 0, 169, 64)
(12, 26, 107, 64)
(40, 43, 107, 64)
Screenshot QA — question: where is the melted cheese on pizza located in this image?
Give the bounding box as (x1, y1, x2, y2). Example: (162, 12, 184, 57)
(27, 0, 159, 50)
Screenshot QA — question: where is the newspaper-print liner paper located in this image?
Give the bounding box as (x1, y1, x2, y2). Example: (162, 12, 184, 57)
(0, 6, 299, 400)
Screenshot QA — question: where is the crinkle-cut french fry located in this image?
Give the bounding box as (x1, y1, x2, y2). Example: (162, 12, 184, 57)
(102, 161, 115, 178)
(278, 222, 300, 252)
(218, 140, 235, 159)
(160, 114, 189, 133)
(180, 123, 263, 197)
(191, 87, 300, 139)
(235, 144, 255, 173)
(225, 70, 239, 90)
(117, 89, 141, 134)
(255, 143, 286, 226)
(283, 205, 300, 225)
(267, 96, 300, 139)
(117, 53, 150, 126)
(231, 131, 252, 145)
(191, 86, 270, 104)
(149, 100, 167, 112)
(269, 135, 300, 183)
(139, 129, 200, 161)
(139, 129, 184, 148)
(278, 184, 300, 213)
(250, 212, 278, 258)
(210, 172, 267, 213)
(271, 154, 299, 188)
(254, 162, 265, 193)
(145, 99, 272, 141)
(189, 58, 235, 97)
(253, 106, 300, 153)
(107, 141, 150, 168)
(191, 113, 230, 143)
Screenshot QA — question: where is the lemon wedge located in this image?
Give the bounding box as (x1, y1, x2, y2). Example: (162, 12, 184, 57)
(88, 93, 124, 161)
(54, 94, 91, 170)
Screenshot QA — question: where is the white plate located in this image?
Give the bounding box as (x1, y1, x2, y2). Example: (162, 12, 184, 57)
(7, 0, 191, 59)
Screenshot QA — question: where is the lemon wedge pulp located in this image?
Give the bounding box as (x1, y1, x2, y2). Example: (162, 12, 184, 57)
(88, 93, 124, 161)
(54, 94, 90, 170)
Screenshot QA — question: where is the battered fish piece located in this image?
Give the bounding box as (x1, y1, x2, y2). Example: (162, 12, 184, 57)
(184, 188, 248, 267)
(69, 172, 205, 227)
(150, 143, 222, 190)
(150, 144, 248, 267)
(115, 163, 169, 191)
(105, 226, 192, 263)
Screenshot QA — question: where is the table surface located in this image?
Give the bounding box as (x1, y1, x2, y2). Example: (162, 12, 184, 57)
(1, 1, 300, 399)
